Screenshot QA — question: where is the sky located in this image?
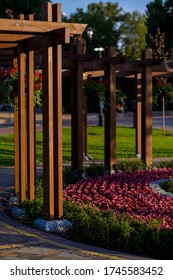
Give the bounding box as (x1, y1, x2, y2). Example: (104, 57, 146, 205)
(52, 0, 152, 17)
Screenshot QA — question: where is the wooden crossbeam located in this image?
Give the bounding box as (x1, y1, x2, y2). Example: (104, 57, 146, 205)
(0, 19, 87, 35)
(83, 70, 104, 79)
(0, 43, 17, 49)
(23, 28, 70, 52)
(0, 33, 33, 42)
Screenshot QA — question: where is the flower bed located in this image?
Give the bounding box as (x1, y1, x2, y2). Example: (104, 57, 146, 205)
(64, 168, 173, 229)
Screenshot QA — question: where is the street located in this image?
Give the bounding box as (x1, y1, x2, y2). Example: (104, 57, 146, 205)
(0, 111, 173, 136)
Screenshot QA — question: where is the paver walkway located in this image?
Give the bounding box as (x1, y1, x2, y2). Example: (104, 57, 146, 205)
(0, 194, 149, 260)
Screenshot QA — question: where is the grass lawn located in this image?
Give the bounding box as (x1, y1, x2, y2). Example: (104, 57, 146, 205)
(0, 126, 173, 166)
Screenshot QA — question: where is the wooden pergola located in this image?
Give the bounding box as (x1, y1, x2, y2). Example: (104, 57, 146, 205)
(1, 3, 173, 221)
(62, 46, 173, 170)
(0, 2, 86, 220)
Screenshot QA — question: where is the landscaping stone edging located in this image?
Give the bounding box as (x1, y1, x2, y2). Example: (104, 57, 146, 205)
(33, 218, 73, 234)
(149, 179, 173, 198)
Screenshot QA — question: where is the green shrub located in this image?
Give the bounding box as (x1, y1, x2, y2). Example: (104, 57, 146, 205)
(22, 176, 44, 222)
(84, 164, 108, 177)
(64, 201, 136, 250)
(156, 160, 173, 168)
(157, 229, 173, 259)
(22, 196, 43, 222)
(63, 164, 108, 188)
(63, 167, 85, 188)
(63, 201, 173, 259)
(112, 159, 147, 172)
(160, 179, 173, 194)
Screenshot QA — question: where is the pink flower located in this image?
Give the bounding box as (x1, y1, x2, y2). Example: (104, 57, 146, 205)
(64, 168, 173, 228)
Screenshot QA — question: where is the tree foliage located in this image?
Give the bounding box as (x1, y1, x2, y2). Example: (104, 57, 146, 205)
(146, 0, 173, 51)
(0, 0, 51, 19)
(119, 11, 147, 59)
(67, 1, 123, 53)
(66, 1, 147, 59)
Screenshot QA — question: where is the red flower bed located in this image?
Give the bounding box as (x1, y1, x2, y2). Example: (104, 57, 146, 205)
(64, 168, 173, 229)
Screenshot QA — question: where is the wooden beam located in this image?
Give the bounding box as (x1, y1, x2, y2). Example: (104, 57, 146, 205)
(135, 73, 142, 156)
(26, 46, 35, 201)
(0, 49, 14, 54)
(52, 3, 63, 219)
(0, 43, 18, 49)
(104, 47, 116, 169)
(116, 63, 143, 73)
(23, 28, 70, 52)
(53, 28, 70, 45)
(83, 70, 104, 79)
(18, 44, 27, 203)
(0, 33, 33, 42)
(14, 14, 24, 197)
(71, 42, 84, 169)
(13, 56, 19, 196)
(0, 18, 87, 35)
(83, 96, 88, 157)
(42, 2, 55, 220)
(141, 48, 153, 165)
(62, 57, 75, 69)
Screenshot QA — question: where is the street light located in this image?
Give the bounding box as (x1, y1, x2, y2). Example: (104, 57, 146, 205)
(86, 28, 104, 126)
(94, 47, 104, 58)
(86, 27, 95, 43)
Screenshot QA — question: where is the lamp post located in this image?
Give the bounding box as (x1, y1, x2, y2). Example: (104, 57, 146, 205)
(86, 27, 95, 43)
(94, 47, 104, 58)
(86, 28, 104, 126)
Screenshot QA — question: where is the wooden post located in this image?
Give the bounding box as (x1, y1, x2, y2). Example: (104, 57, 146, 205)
(42, 2, 55, 219)
(18, 44, 27, 203)
(135, 73, 142, 157)
(83, 96, 88, 157)
(71, 42, 84, 169)
(14, 14, 25, 197)
(104, 47, 116, 169)
(141, 48, 152, 165)
(52, 3, 63, 219)
(26, 14, 35, 201)
(13, 55, 19, 196)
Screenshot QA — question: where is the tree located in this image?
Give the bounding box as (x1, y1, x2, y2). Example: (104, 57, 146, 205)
(66, 2, 147, 59)
(146, 0, 173, 51)
(67, 1, 123, 53)
(0, 0, 51, 19)
(119, 11, 147, 59)
(148, 27, 173, 133)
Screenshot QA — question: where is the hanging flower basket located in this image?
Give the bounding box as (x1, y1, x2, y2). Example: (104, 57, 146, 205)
(153, 77, 173, 106)
(0, 67, 43, 107)
(116, 87, 128, 112)
(83, 74, 108, 102)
